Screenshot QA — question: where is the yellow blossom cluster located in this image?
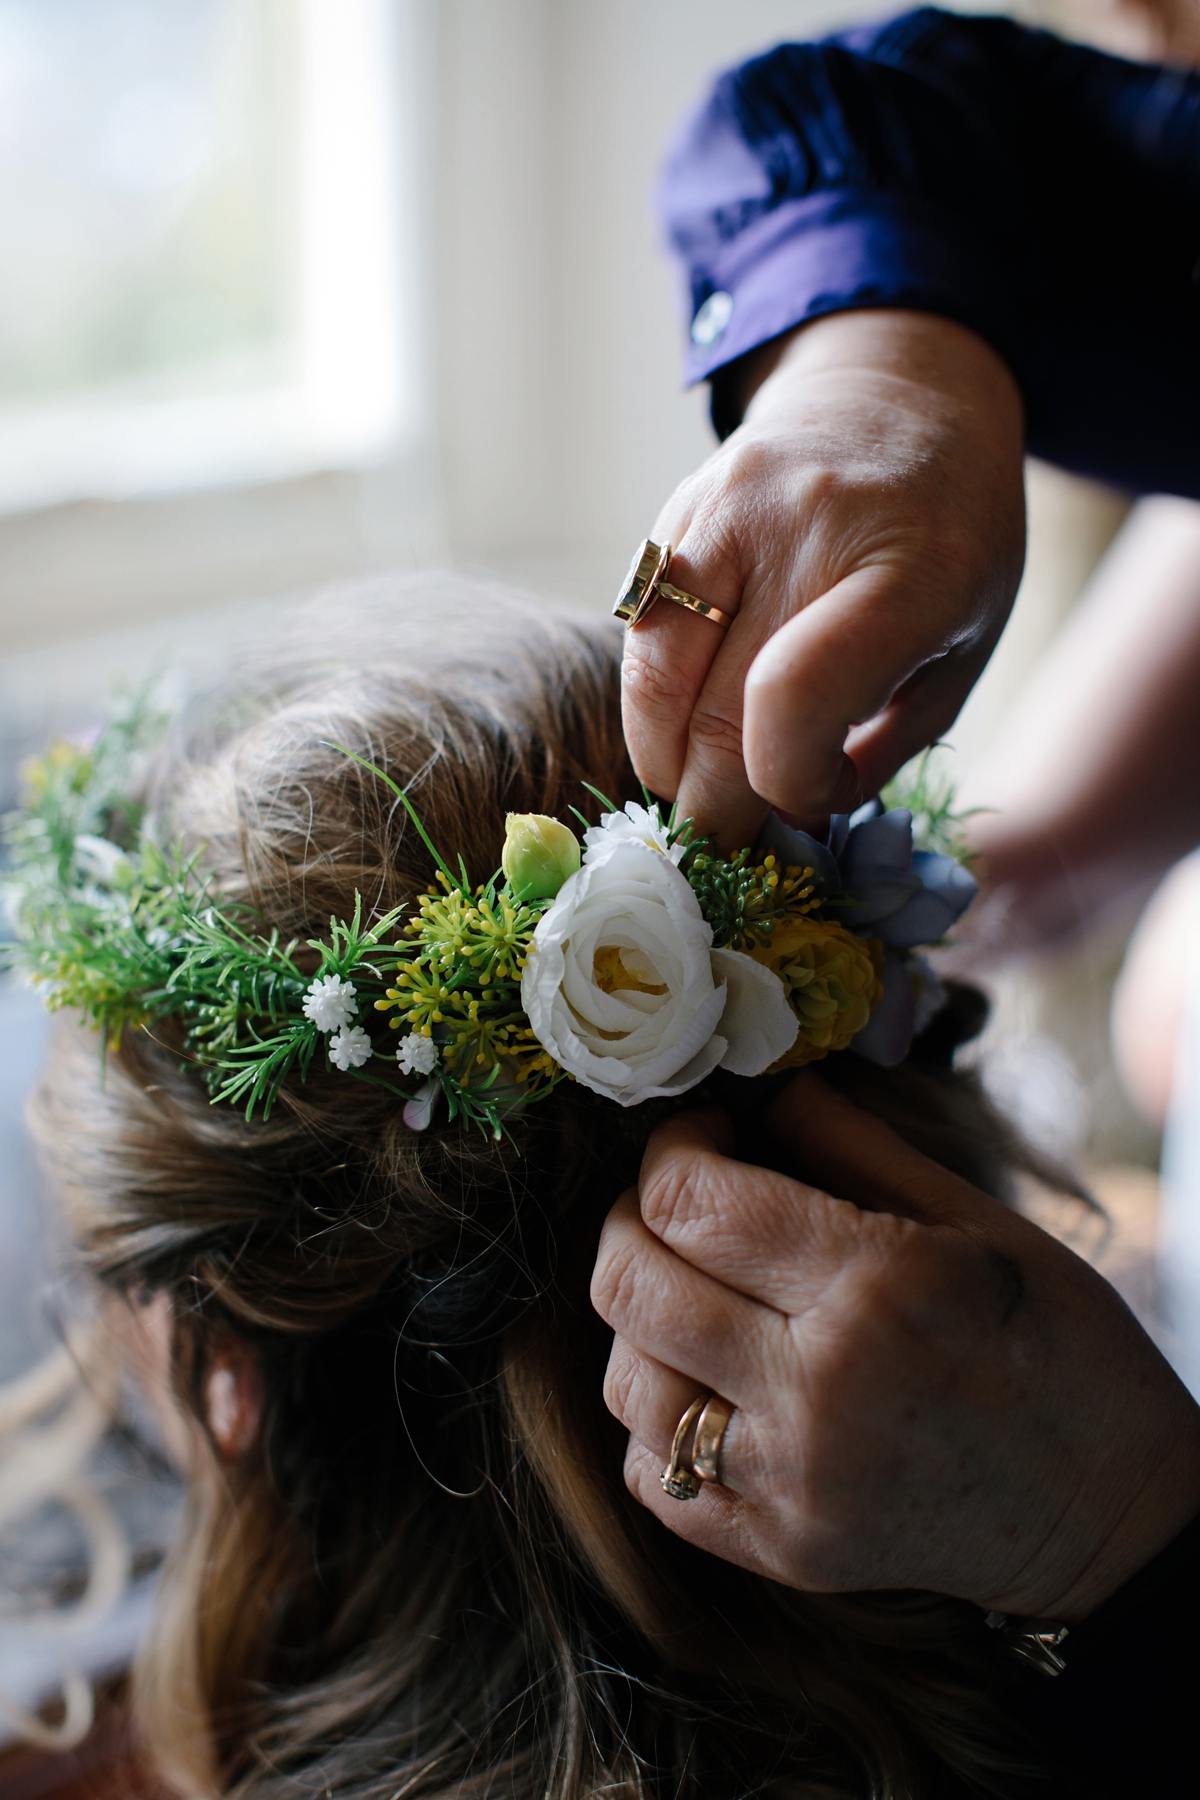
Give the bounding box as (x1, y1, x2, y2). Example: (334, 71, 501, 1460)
(748, 915, 885, 1068)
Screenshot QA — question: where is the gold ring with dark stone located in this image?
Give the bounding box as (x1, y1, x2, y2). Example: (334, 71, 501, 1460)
(613, 539, 732, 631)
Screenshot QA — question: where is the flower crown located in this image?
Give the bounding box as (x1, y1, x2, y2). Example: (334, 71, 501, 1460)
(1, 703, 977, 1139)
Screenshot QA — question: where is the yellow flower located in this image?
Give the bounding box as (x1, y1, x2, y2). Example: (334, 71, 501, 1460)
(748, 915, 884, 1069)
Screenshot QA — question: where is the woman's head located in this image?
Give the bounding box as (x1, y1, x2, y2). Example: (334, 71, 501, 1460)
(32, 577, 1043, 1800)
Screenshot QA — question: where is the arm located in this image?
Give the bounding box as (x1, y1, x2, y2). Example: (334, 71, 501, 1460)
(958, 497, 1200, 957)
(627, 11, 1200, 842)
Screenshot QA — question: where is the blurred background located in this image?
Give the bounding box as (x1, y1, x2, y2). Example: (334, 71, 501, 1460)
(0, 0, 1186, 1785)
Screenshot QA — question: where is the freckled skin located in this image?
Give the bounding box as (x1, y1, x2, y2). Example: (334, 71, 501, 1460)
(591, 1074, 1200, 1622)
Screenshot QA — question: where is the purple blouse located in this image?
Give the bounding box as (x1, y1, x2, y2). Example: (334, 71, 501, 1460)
(659, 8, 1200, 495)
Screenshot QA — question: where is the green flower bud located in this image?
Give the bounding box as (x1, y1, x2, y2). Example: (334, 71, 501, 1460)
(501, 813, 580, 902)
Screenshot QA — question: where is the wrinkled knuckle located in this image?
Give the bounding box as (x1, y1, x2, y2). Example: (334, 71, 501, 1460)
(639, 1155, 696, 1236)
(688, 705, 745, 766)
(864, 1225, 962, 1319)
(602, 1346, 639, 1424)
(722, 434, 785, 492)
(794, 463, 847, 512)
(589, 1236, 641, 1325)
(621, 650, 694, 716)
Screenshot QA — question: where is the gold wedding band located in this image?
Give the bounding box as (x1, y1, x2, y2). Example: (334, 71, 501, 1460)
(613, 539, 733, 632)
(660, 1392, 735, 1501)
(692, 1394, 735, 1484)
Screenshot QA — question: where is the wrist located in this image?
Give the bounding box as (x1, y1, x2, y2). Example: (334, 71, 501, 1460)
(987, 1402, 1200, 1624)
(781, 307, 1021, 409)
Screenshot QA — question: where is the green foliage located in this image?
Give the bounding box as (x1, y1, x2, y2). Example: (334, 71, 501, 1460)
(376, 872, 564, 1138)
(2, 718, 565, 1138)
(881, 745, 982, 863)
(682, 842, 822, 950)
(2, 708, 410, 1121)
(5, 714, 974, 1143)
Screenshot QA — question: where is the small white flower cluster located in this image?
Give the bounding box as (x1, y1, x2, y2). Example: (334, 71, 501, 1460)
(303, 973, 359, 1032)
(396, 1032, 439, 1077)
(304, 973, 373, 1072)
(329, 1026, 373, 1071)
(74, 833, 134, 888)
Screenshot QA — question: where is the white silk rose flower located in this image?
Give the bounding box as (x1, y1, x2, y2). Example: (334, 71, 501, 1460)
(521, 838, 797, 1106)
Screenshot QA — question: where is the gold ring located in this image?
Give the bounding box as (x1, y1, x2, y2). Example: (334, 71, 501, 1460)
(692, 1394, 734, 1484)
(660, 1395, 705, 1500)
(659, 1392, 735, 1500)
(613, 539, 733, 632)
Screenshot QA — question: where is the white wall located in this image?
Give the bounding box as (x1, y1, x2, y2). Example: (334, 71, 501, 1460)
(0, 0, 909, 657)
(433, 0, 901, 600)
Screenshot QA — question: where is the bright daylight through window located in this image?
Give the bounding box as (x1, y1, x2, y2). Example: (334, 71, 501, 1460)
(0, 0, 406, 513)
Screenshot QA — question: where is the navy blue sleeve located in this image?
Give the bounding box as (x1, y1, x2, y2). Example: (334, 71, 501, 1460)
(660, 8, 1200, 497)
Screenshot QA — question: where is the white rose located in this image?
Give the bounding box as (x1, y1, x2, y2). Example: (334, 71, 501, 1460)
(521, 838, 796, 1106)
(583, 800, 684, 866)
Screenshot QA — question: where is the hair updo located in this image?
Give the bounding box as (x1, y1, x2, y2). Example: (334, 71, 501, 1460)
(33, 577, 1056, 1800)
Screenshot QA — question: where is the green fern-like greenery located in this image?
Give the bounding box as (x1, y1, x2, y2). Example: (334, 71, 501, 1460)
(5, 712, 967, 1141)
(880, 745, 982, 864)
(1, 711, 566, 1138)
(2, 708, 409, 1121)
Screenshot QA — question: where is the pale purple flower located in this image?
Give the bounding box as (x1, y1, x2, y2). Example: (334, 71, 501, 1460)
(759, 802, 976, 1067)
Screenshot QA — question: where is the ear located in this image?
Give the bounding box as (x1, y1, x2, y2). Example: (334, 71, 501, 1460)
(205, 1334, 264, 1462)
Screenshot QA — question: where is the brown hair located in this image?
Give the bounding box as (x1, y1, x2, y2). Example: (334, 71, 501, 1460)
(34, 577, 1059, 1800)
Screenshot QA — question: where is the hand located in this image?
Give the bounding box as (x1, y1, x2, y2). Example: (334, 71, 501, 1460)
(591, 1076, 1200, 1618)
(622, 309, 1025, 848)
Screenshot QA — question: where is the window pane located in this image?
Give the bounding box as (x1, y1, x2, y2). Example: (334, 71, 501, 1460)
(0, 0, 298, 409)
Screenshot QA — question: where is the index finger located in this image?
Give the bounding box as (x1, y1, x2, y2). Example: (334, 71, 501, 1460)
(619, 530, 762, 845)
(634, 1110, 911, 1313)
(765, 1072, 1010, 1230)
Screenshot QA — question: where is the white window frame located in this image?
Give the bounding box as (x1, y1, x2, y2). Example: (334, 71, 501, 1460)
(0, 0, 416, 517)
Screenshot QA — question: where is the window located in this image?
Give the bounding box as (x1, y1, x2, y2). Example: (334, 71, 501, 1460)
(0, 0, 408, 513)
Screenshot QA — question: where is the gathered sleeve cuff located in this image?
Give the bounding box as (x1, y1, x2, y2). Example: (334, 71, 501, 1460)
(658, 9, 1200, 494)
(675, 187, 1025, 390)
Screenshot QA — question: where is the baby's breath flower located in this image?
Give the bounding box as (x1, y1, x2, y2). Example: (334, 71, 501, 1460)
(329, 1025, 373, 1071)
(303, 973, 358, 1032)
(396, 1032, 439, 1076)
(74, 834, 134, 889)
